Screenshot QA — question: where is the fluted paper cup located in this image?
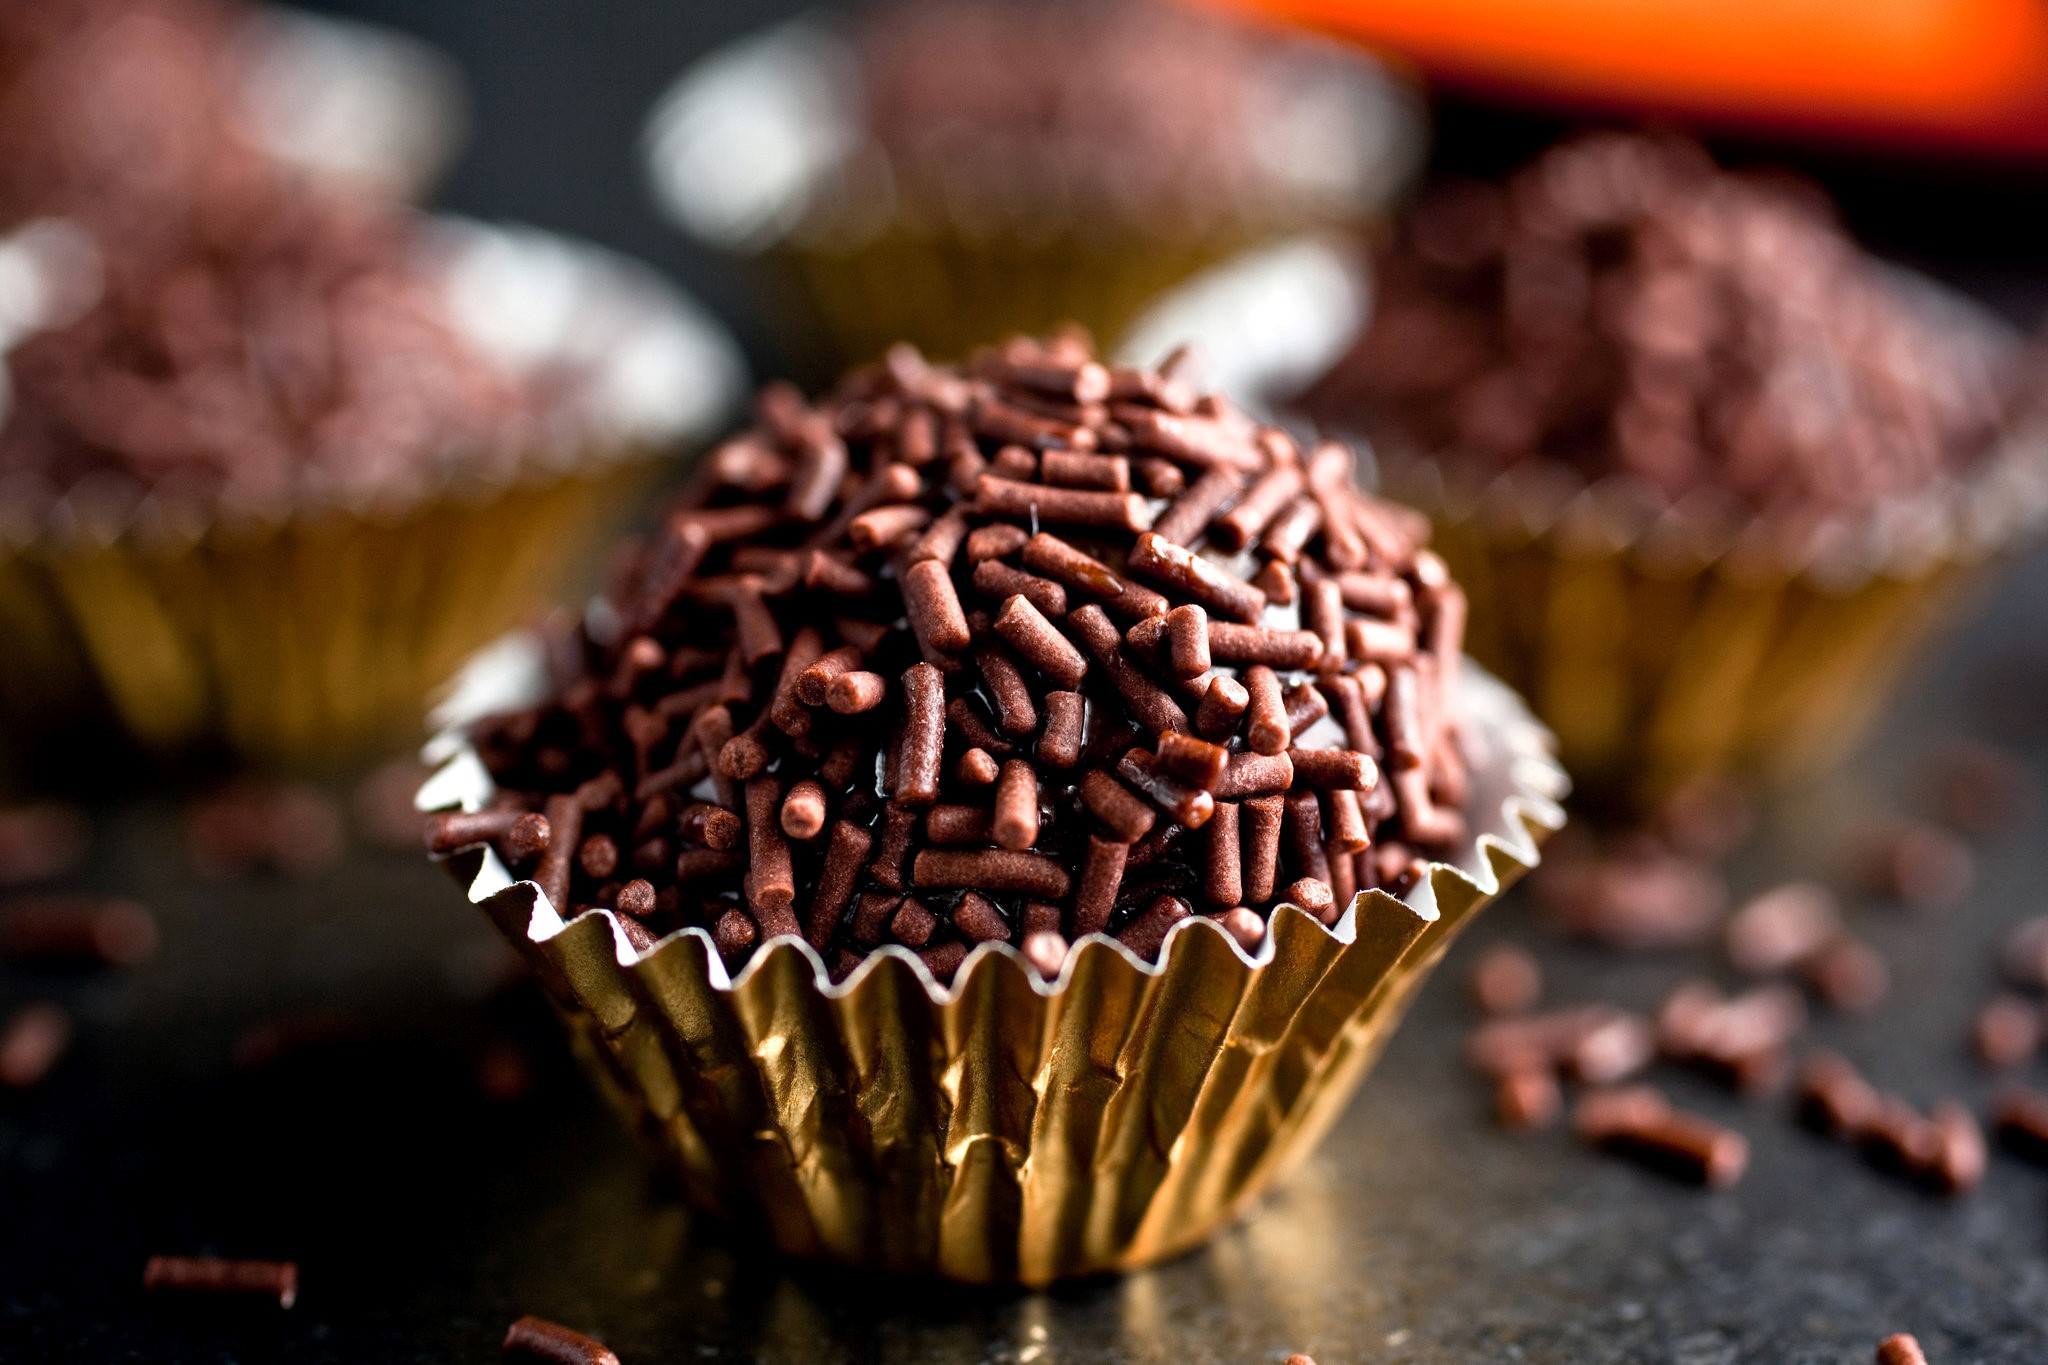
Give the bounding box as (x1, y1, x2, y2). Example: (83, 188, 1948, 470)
(0, 220, 744, 779)
(642, 12, 1419, 376)
(418, 635, 1565, 1283)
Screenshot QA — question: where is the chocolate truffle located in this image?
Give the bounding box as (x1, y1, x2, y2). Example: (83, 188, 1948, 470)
(0, 195, 538, 523)
(457, 332, 1472, 980)
(0, 0, 544, 525)
(852, 0, 1372, 233)
(1301, 132, 2033, 524)
(0, 0, 286, 249)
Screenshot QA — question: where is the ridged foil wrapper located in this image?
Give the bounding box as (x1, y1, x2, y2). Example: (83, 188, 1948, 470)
(420, 641, 1565, 1283)
(1399, 428, 2048, 796)
(0, 222, 742, 775)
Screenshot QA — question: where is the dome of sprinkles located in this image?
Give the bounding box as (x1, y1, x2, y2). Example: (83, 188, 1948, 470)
(439, 332, 1472, 983)
(0, 0, 547, 526)
(851, 0, 1369, 232)
(1301, 133, 2035, 524)
(0, 194, 538, 524)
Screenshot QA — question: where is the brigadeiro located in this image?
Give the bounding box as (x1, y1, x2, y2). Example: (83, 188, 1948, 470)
(0, 0, 741, 775)
(644, 0, 1418, 375)
(0, 0, 462, 233)
(1296, 131, 2048, 796)
(422, 331, 1566, 1281)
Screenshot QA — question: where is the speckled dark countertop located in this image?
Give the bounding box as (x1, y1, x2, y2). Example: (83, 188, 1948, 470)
(4, 542, 2048, 1363)
(8, 1, 2048, 1358)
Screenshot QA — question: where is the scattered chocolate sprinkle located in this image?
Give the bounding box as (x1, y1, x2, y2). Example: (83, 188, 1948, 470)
(1573, 1085, 1747, 1188)
(1851, 819, 1974, 912)
(1999, 915, 2048, 989)
(1724, 882, 1840, 977)
(1658, 980, 1805, 1094)
(1876, 1334, 1929, 1365)
(1468, 943, 1541, 1016)
(1797, 1051, 1879, 1137)
(1799, 933, 1890, 1013)
(0, 896, 157, 967)
(187, 782, 345, 879)
(0, 1001, 70, 1088)
(1496, 1065, 1560, 1131)
(1654, 775, 1755, 862)
(1466, 1005, 1653, 1085)
(1533, 838, 1726, 949)
(0, 802, 89, 885)
(502, 1315, 620, 1365)
(1921, 738, 2036, 838)
(142, 1256, 298, 1309)
(1856, 1094, 1941, 1180)
(1839, 1090, 1983, 1195)
(1993, 1085, 2048, 1164)
(1923, 1100, 1985, 1194)
(1973, 994, 2040, 1069)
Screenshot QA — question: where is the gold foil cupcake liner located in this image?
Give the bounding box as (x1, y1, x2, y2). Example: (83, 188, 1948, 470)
(1408, 437, 2048, 798)
(420, 641, 1565, 1283)
(642, 15, 1421, 374)
(766, 220, 1274, 379)
(0, 222, 743, 778)
(0, 467, 635, 772)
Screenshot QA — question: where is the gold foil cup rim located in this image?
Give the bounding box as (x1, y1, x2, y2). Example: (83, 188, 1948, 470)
(419, 631, 1567, 1005)
(1347, 409, 2048, 600)
(1, 218, 746, 555)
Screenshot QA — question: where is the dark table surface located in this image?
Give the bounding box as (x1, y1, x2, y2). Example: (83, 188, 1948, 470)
(13, 2, 2048, 1360)
(9, 541, 2048, 1365)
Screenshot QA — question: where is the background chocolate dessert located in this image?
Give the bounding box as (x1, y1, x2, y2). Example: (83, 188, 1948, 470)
(9, 0, 2048, 1358)
(0, 0, 742, 774)
(1301, 132, 2037, 528)
(642, 0, 1418, 376)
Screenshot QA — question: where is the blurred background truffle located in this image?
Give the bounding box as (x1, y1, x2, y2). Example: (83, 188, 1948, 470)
(644, 0, 1420, 376)
(1301, 133, 2038, 527)
(0, 0, 741, 778)
(1124, 129, 2048, 795)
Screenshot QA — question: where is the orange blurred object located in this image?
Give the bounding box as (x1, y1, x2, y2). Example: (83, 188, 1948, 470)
(1210, 0, 2048, 156)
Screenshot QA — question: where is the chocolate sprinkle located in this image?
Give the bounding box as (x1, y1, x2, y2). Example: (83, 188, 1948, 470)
(453, 334, 1469, 982)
